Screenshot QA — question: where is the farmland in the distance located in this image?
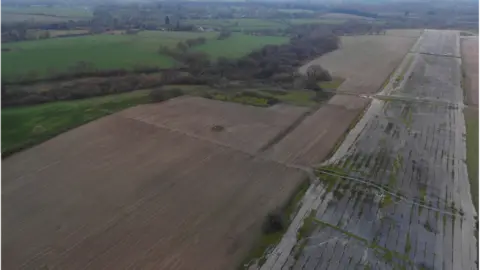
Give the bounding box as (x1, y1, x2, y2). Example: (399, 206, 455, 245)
(193, 33, 288, 59)
(2, 31, 288, 82)
(185, 18, 288, 30)
(2, 6, 92, 18)
(2, 6, 92, 23)
(300, 31, 420, 94)
(1, 31, 215, 81)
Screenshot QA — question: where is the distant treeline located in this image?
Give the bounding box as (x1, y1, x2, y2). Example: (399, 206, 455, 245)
(328, 8, 378, 19)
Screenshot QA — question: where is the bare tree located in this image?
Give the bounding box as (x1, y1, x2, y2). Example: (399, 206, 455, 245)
(306, 64, 332, 82)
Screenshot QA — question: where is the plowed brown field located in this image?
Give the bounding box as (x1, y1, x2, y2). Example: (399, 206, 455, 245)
(461, 37, 479, 106)
(118, 96, 308, 154)
(261, 95, 370, 166)
(299, 35, 417, 94)
(2, 97, 307, 270)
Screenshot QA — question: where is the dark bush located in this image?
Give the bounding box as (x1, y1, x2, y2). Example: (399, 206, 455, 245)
(237, 91, 280, 106)
(169, 75, 208, 85)
(261, 89, 288, 96)
(16, 94, 52, 106)
(271, 73, 294, 83)
(201, 92, 213, 99)
(262, 211, 286, 234)
(313, 90, 331, 102)
(306, 65, 332, 82)
(176, 42, 188, 52)
(240, 90, 268, 99)
(305, 79, 322, 91)
(149, 88, 183, 102)
(217, 30, 232, 40)
(136, 75, 164, 89)
(211, 125, 225, 132)
(266, 97, 280, 106)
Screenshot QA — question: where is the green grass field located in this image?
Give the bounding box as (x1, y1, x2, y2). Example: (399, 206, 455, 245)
(289, 18, 347, 25)
(186, 18, 287, 30)
(192, 33, 288, 59)
(2, 31, 217, 82)
(2, 90, 152, 156)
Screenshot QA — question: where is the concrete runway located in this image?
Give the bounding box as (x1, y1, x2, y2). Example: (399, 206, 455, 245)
(262, 30, 477, 270)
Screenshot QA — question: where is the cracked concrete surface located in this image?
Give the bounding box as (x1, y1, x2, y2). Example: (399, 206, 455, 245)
(261, 30, 477, 270)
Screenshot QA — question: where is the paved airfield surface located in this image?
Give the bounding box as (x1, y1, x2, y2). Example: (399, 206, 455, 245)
(264, 30, 477, 270)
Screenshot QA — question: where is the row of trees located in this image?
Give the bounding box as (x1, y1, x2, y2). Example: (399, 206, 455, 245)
(3, 24, 344, 106)
(153, 24, 339, 91)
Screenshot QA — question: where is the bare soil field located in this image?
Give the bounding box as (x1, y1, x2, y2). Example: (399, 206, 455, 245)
(385, 29, 423, 38)
(262, 95, 370, 166)
(119, 96, 308, 154)
(461, 37, 479, 106)
(2, 97, 308, 270)
(299, 34, 417, 94)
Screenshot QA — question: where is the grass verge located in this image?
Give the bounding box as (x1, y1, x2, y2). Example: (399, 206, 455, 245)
(464, 107, 479, 212)
(2, 90, 154, 157)
(239, 178, 310, 269)
(318, 77, 345, 91)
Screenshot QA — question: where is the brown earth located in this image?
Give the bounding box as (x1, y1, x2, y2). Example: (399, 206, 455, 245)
(299, 35, 417, 94)
(261, 95, 370, 166)
(119, 96, 309, 154)
(2, 97, 308, 270)
(385, 29, 423, 38)
(461, 37, 479, 106)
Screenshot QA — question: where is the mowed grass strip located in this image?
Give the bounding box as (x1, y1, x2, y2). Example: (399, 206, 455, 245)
(464, 107, 479, 211)
(2, 31, 217, 82)
(2, 90, 153, 156)
(193, 33, 288, 59)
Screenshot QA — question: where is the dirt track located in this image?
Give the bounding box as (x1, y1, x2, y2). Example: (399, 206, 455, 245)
(263, 30, 477, 270)
(2, 98, 308, 270)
